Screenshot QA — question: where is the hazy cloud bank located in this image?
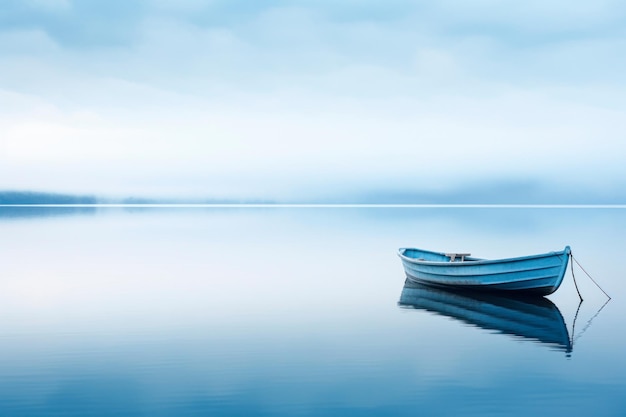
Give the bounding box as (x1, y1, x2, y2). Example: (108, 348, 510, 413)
(1, 1, 625, 200)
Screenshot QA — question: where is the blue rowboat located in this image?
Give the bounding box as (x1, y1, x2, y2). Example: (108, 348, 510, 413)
(398, 281, 572, 353)
(398, 246, 571, 295)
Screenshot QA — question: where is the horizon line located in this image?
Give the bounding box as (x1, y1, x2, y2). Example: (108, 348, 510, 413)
(2, 204, 626, 209)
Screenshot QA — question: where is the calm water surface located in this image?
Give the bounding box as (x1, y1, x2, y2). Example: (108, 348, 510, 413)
(0, 207, 624, 416)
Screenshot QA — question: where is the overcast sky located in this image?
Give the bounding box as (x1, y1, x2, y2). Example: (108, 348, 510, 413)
(1, 0, 625, 200)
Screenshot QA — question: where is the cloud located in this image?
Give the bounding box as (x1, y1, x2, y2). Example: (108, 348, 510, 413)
(434, 0, 625, 34)
(0, 0, 143, 48)
(0, 1, 625, 198)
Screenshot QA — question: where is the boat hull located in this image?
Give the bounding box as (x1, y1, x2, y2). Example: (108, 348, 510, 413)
(398, 246, 571, 296)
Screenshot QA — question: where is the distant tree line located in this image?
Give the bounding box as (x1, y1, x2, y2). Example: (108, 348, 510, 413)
(0, 191, 98, 205)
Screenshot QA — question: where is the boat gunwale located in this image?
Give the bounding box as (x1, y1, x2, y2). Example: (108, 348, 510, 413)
(398, 246, 571, 267)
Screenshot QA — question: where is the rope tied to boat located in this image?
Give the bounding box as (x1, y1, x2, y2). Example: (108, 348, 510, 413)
(568, 252, 611, 354)
(570, 253, 584, 301)
(569, 252, 611, 301)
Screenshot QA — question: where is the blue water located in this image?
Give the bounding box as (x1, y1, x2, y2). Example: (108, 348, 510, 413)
(0, 207, 624, 416)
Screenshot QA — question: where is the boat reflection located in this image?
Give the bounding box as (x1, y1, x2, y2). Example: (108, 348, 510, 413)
(398, 280, 572, 354)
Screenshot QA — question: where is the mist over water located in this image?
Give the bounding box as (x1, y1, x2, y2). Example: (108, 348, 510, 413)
(0, 207, 623, 416)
